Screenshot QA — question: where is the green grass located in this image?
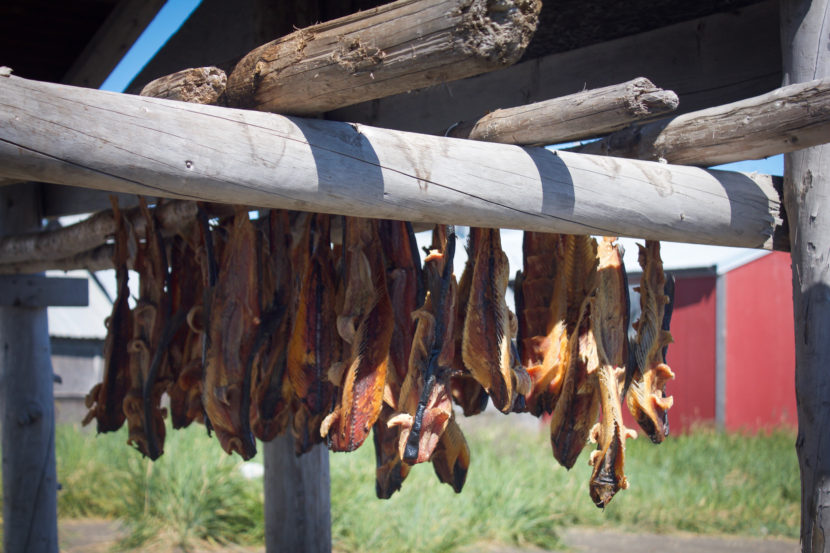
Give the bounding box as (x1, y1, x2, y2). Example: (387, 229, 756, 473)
(56, 423, 264, 549)
(46, 417, 799, 551)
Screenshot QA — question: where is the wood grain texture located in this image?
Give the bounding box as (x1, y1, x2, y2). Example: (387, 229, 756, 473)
(329, 1, 781, 134)
(0, 200, 198, 265)
(780, 1, 830, 551)
(0, 244, 116, 274)
(225, 0, 541, 114)
(264, 433, 331, 553)
(449, 77, 678, 145)
(0, 184, 58, 553)
(574, 77, 830, 166)
(140, 67, 227, 105)
(0, 74, 781, 249)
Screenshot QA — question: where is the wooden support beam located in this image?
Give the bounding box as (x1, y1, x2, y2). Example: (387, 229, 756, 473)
(0, 183, 58, 553)
(0, 245, 116, 275)
(448, 77, 678, 145)
(0, 200, 198, 265)
(264, 433, 331, 553)
(780, 1, 830, 551)
(329, 0, 782, 134)
(225, 0, 541, 115)
(62, 0, 166, 88)
(573, 77, 830, 166)
(0, 276, 88, 307)
(0, 74, 784, 249)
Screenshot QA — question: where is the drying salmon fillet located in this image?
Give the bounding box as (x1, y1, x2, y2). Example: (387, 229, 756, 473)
(627, 240, 675, 444)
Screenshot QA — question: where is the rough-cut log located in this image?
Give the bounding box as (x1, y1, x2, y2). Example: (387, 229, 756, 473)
(140, 67, 227, 105)
(225, 0, 541, 115)
(780, 1, 830, 551)
(0, 74, 783, 249)
(0, 200, 199, 265)
(0, 184, 58, 553)
(449, 77, 678, 145)
(329, 1, 782, 134)
(574, 77, 830, 166)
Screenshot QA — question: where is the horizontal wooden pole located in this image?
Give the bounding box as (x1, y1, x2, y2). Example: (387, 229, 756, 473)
(329, 0, 781, 135)
(0, 245, 116, 275)
(0, 74, 782, 250)
(226, 0, 541, 115)
(449, 77, 678, 145)
(0, 275, 88, 307)
(573, 77, 830, 166)
(0, 200, 198, 265)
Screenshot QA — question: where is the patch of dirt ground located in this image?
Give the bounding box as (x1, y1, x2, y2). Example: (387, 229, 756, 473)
(59, 519, 799, 553)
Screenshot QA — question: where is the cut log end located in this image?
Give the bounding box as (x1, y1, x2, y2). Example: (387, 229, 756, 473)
(454, 0, 542, 65)
(140, 67, 227, 106)
(625, 77, 679, 117)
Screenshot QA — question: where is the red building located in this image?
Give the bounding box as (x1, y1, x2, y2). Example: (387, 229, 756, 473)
(627, 247, 797, 433)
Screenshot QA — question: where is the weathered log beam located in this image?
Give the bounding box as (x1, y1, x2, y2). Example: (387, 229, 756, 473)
(329, 0, 782, 134)
(0, 73, 783, 249)
(573, 77, 830, 166)
(0, 200, 199, 265)
(0, 244, 117, 275)
(780, 1, 830, 551)
(448, 77, 678, 145)
(225, 0, 541, 115)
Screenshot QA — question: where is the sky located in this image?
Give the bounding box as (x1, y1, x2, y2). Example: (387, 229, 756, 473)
(99, 0, 201, 93)
(99, 1, 784, 273)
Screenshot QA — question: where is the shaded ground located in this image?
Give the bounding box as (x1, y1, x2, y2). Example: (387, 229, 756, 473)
(60, 519, 799, 553)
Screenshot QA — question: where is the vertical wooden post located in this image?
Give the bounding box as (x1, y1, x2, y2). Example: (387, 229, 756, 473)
(780, 1, 830, 551)
(0, 183, 59, 553)
(263, 433, 332, 553)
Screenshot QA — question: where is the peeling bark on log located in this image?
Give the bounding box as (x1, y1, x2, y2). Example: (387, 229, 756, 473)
(0, 74, 783, 249)
(225, 0, 541, 115)
(140, 66, 227, 105)
(780, 1, 830, 552)
(574, 77, 830, 166)
(449, 77, 678, 145)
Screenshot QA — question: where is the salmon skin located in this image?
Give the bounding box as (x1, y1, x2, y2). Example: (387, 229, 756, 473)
(373, 220, 421, 498)
(250, 210, 295, 443)
(450, 230, 489, 417)
(461, 228, 529, 413)
(165, 225, 206, 429)
(388, 225, 457, 465)
(287, 213, 337, 454)
(202, 208, 260, 460)
(519, 234, 598, 417)
(123, 197, 172, 460)
(321, 217, 393, 452)
(83, 197, 133, 433)
(587, 238, 637, 507)
(430, 416, 470, 493)
(626, 241, 675, 444)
